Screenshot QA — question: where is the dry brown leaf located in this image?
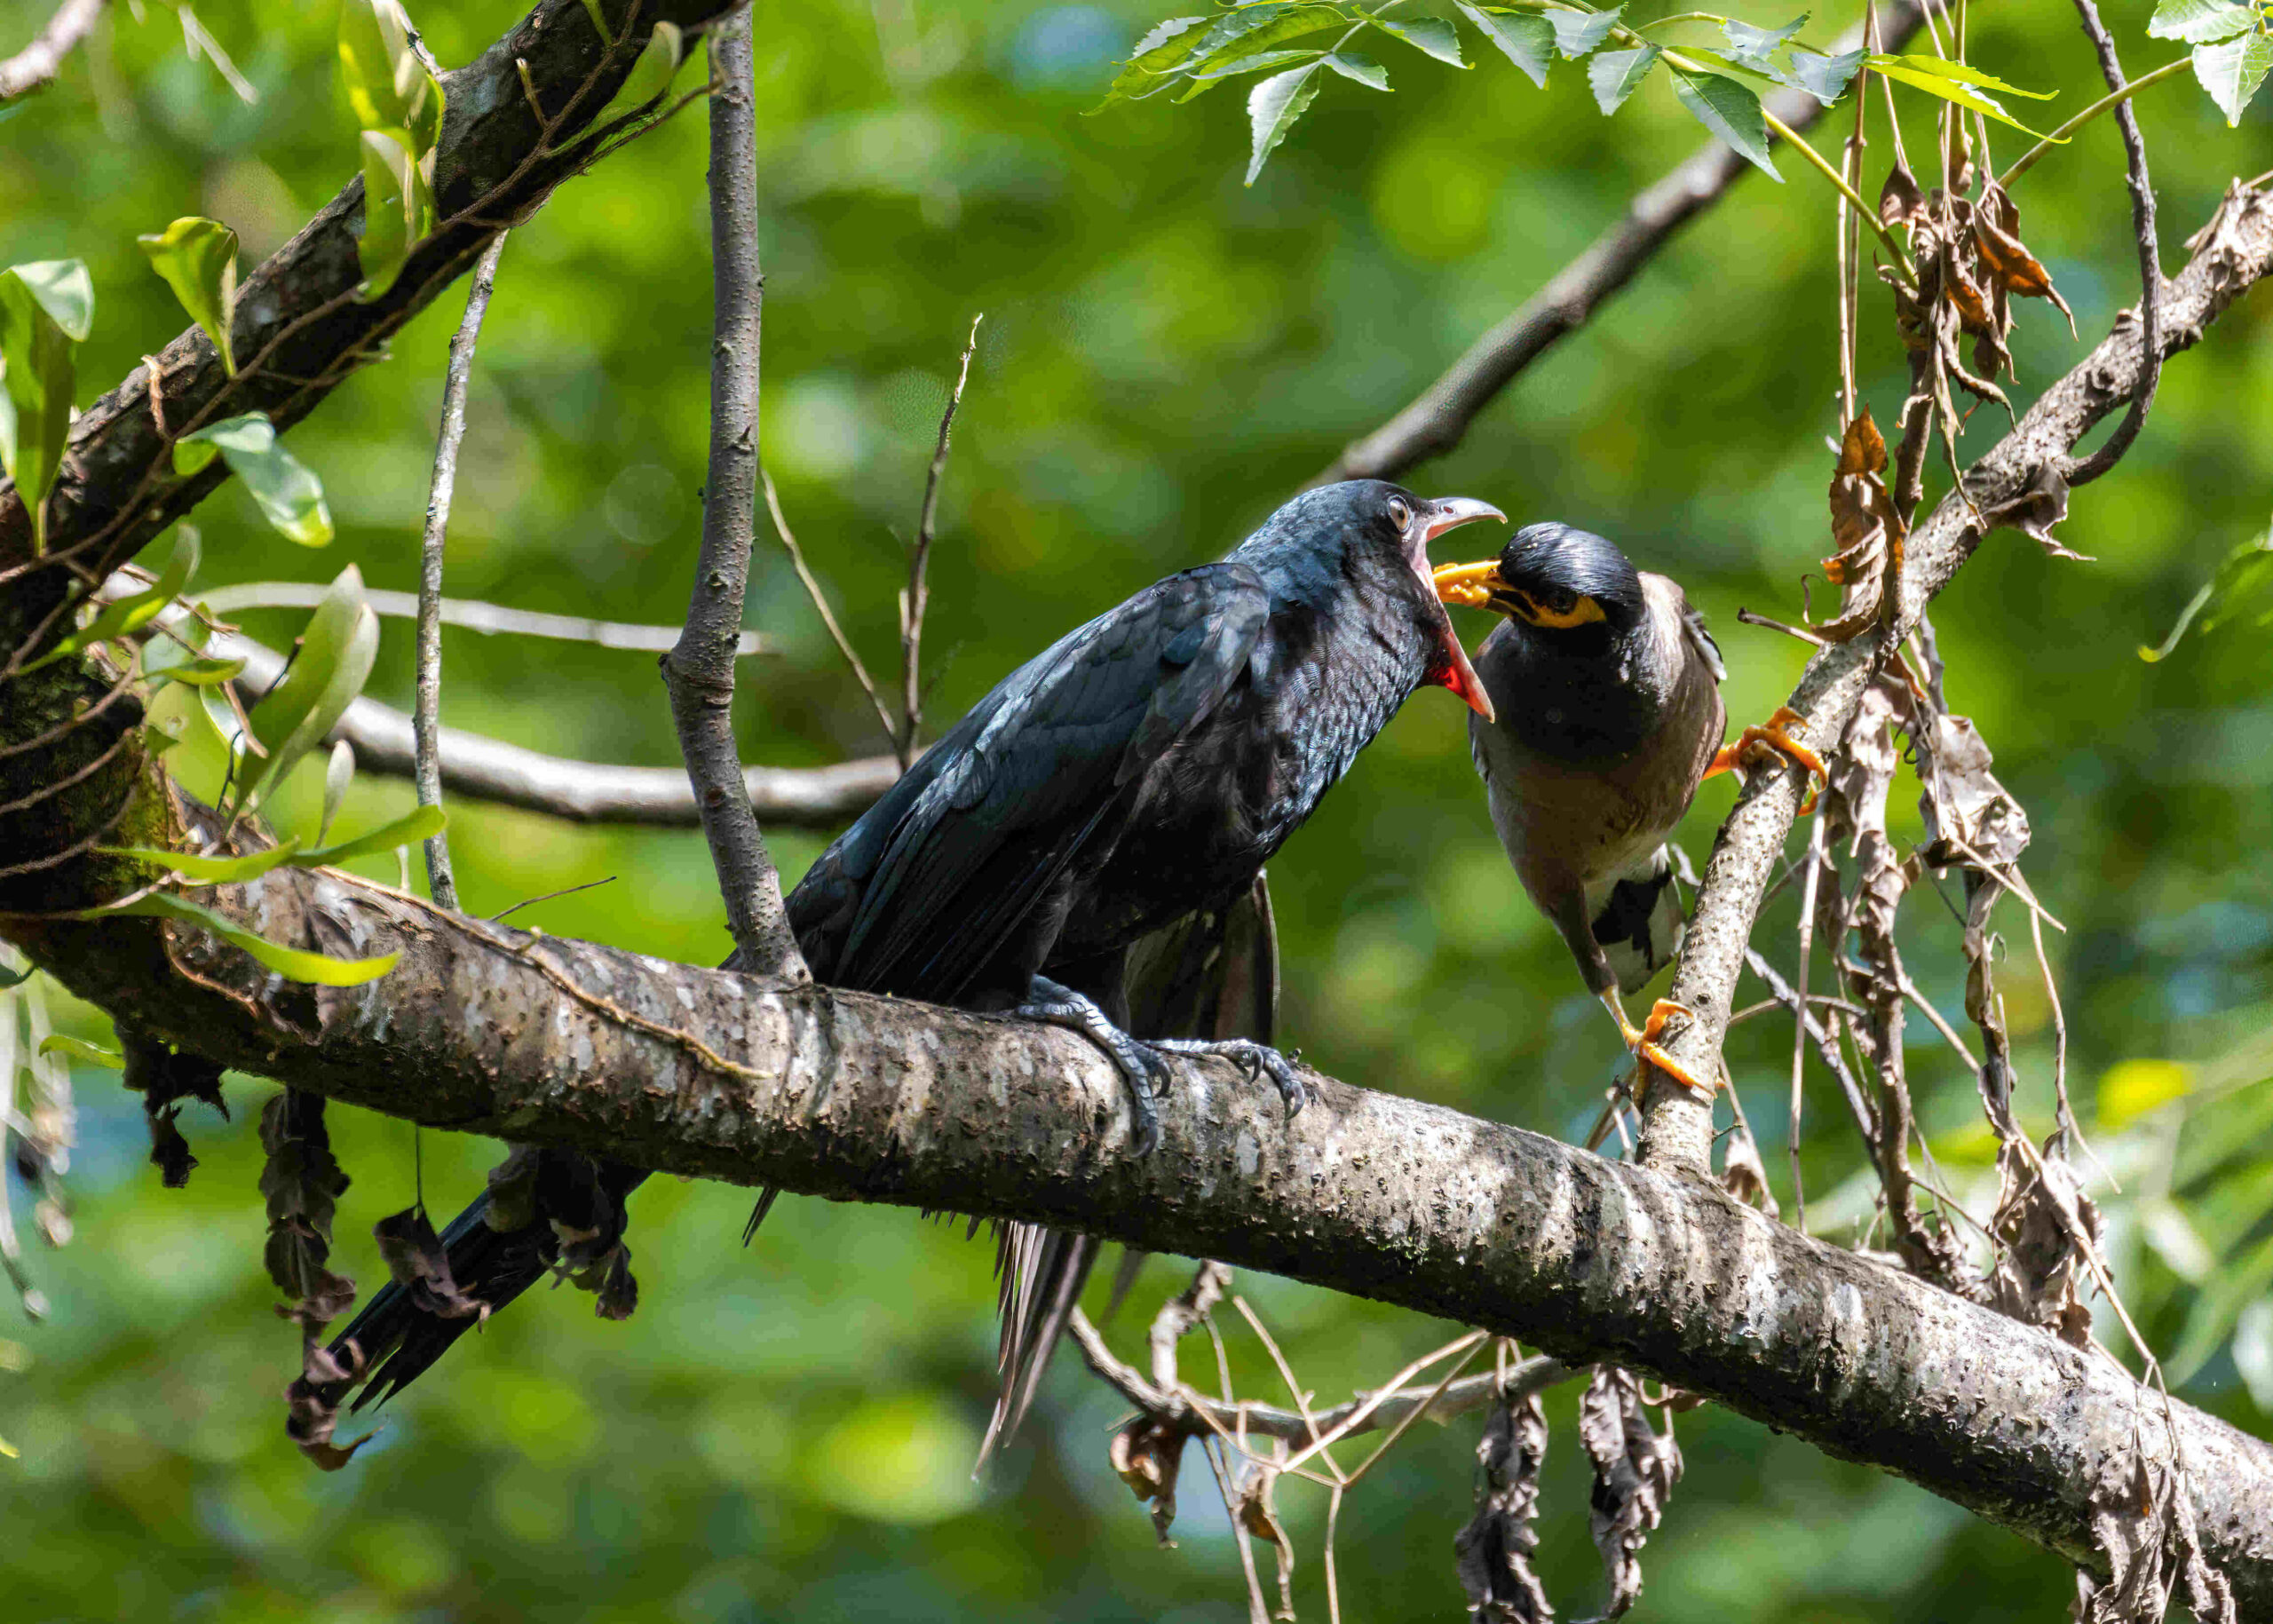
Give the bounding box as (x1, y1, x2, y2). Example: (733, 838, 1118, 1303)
(283, 1334, 371, 1472)
(1232, 1460, 1296, 1618)
(122, 1034, 227, 1190)
(1579, 1367, 1683, 1620)
(1721, 1113, 1779, 1218)
(1988, 1139, 2100, 1349)
(373, 1206, 488, 1321)
(1916, 713, 2031, 872)
(1454, 1385, 1553, 1624)
(1110, 1415, 1187, 1546)
(1820, 409, 1906, 641)
(1878, 161, 1924, 227)
(257, 1090, 356, 1328)
(1976, 183, 2077, 337)
(2074, 1453, 2238, 1624)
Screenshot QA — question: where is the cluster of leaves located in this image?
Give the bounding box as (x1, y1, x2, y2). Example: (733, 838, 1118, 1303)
(1101, 4, 2056, 186)
(340, 0, 446, 299)
(2151, 0, 2273, 125)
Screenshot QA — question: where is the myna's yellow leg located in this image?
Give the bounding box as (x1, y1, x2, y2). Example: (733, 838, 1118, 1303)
(1595, 989, 1719, 1098)
(1706, 705, 1828, 815)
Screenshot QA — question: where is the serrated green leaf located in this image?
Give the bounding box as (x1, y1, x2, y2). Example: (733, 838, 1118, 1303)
(2150, 0, 2258, 44)
(1787, 45, 1865, 104)
(1548, 6, 1620, 59)
(0, 259, 91, 550)
(1456, 2, 1551, 86)
(1091, 15, 1210, 109)
(99, 838, 305, 884)
(1865, 52, 2055, 99)
(23, 527, 201, 673)
(1183, 5, 1344, 82)
(339, 0, 442, 153)
(1245, 61, 1323, 185)
(595, 20, 685, 127)
(320, 740, 355, 846)
(1588, 44, 1661, 111)
(2193, 31, 2273, 124)
(1185, 49, 1325, 94)
(38, 1034, 123, 1070)
(354, 127, 431, 302)
(1722, 14, 1807, 67)
(1672, 65, 1781, 178)
(297, 804, 446, 867)
(173, 415, 333, 546)
(1870, 62, 2062, 138)
(1371, 15, 1465, 67)
(1321, 51, 1391, 90)
(111, 891, 400, 986)
(138, 218, 240, 377)
(241, 566, 379, 814)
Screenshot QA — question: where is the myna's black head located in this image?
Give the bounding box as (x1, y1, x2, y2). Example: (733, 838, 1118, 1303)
(1432, 521, 1646, 639)
(1237, 479, 1507, 719)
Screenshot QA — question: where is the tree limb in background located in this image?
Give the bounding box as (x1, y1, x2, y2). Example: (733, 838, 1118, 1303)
(660, 10, 807, 983)
(413, 232, 511, 909)
(1315, 0, 1928, 486)
(200, 582, 770, 656)
(0, 0, 108, 100)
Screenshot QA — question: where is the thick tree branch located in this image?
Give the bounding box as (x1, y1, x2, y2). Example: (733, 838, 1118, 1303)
(1637, 182, 2273, 1169)
(217, 628, 898, 828)
(8, 860, 2273, 1602)
(661, 9, 806, 983)
(1315, 0, 1927, 486)
(0, 0, 107, 100)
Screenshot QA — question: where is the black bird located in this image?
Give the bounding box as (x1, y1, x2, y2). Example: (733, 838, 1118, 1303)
(318, 480, 1504, 1447)
(1430, 522, 1823, 1103)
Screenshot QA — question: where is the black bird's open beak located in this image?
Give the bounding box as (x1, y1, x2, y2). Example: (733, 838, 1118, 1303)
(1411, 496, 1504, 723)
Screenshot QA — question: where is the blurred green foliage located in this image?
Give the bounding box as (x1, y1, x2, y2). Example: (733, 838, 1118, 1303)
(4, 0, 2272, 1618)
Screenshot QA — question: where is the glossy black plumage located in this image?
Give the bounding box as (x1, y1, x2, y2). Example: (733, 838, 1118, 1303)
(319, 480, 1500, 1446)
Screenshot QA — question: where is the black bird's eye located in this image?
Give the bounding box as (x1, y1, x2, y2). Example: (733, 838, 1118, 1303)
(1387, 496, 1413, 531)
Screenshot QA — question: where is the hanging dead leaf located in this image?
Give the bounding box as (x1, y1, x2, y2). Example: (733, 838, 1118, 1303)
(1982, 462, 2083, 558)
(1454, 1383, 1553, 1624)
(258, 1090, 356, 1327)
(1579, 1367, 1683, 1620)
(1976, 184, 2077, 337)
(373, 1206, 488, 1320)
(284, 1334, 372, 1472)
(1879, 161, 1925, 227)
(1820, 409, 1905, 640)
(1988, 1139, 2100, 1349)
(123, 1034, 227, 1189)
(1110, 1415, 1188, 1546)
(1916, 713, 2031, 872)
(1232, 1459, 1296, 1617)
(1721, 1113, 1779, 1217)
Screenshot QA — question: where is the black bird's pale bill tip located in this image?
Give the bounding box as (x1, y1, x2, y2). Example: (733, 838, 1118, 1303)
(1420, 495, 1508, 542)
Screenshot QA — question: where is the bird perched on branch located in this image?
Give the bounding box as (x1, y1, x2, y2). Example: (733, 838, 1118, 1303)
(318, 480, 1503, 1454)
(1432, 522, 1824, 1107)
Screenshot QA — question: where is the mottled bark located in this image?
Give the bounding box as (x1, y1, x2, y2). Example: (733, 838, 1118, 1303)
(7, 862, 2273, 1602)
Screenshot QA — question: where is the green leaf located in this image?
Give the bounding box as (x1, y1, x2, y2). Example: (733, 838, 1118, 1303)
(1787, 45, 1866, 104)
(1869, 61, 2062, 139)
(0, 259, 92, 549)
(1321, 51, 1391, 91)
(2141, 527, 2273, 659)
(1721, 14, 1806, 67)
(98, 838, 305, 884)
(172, 414, 333, 546)
(354, 127, 432, 302)
(1092, 15, 1210, 108)
(241, 565, 380, 814)
(1864, 53, 2055, 99)
(339, 0, 444, 154)
(1185, 49, 1326, 93)
(111, 891, 400, 986)
(595, 20, 685, 127)
(579, 0, 612, 44)
(2150, 0, 2259, 44)
(147, 654, 248, 688)
(1456, 2, 1551, 87)
(23, 526, 201, 672)
(320, 740, 355, 846)
(1671, 65, 1781, 179)
(2192, 31, 2273, 125)
(1245, 61, 1323, 185)
(297, 804, 446, 867)
(1371, 15, 1466, 67)
(1588, 44, 1661, 112)
(1548, 6, 1620, 59)
(38, 1034, 123, 1070)
(138, 218, 240, 377)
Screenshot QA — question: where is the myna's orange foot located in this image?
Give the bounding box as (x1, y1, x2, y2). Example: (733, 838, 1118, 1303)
(1632, 998, 1718, 1097)
(1708, 705, 1828, 815)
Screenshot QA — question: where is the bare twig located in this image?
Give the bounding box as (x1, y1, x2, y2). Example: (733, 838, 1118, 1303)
(660, 12, 807, 983)
(2061, 0, 2160, 488)
(200, 582, 769, 657)
(898, 314, 980, 770)
(414, 232, 510, 910)
(1314, 0, 1926, 484)
(0, 0, 108, 99)
(760, 468, 897, 748)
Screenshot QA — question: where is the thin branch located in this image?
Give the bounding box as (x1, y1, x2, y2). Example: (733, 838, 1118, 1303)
(0, 0, 107, 99)
(2060, 0, 2161, 488)
(1999, 57, 2191, 190)
(660, 12, 807, 984)
(1313, 0, 1927, 484)
(414, 231, 510, 910)
(897, 313, 981, 771)
(760, 467, 897, 748)
(200, 582, 769, 657)
(211, 627, 901, 828)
